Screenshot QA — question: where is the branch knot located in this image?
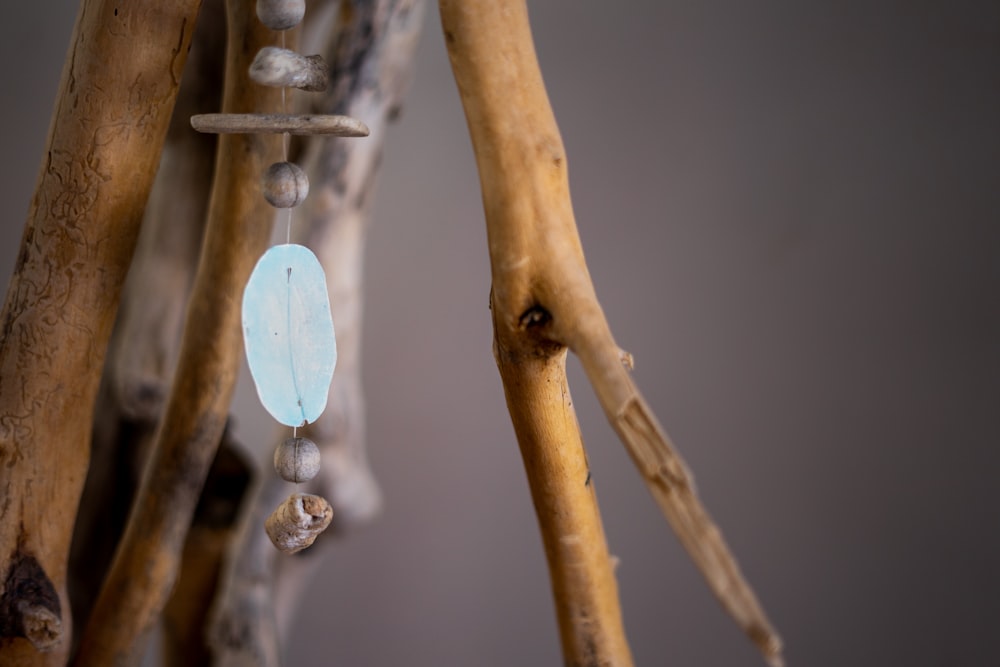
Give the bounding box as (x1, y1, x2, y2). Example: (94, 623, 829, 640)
(518, 305, 551, 330)
(0, 550, 63, 651)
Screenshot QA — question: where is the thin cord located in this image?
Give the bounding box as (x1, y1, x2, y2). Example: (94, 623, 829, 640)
(280, 30, 291, 245)
(280, 30, 287, 123)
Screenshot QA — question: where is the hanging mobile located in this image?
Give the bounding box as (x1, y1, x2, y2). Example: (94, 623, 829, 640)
(192, 0, 369, 554)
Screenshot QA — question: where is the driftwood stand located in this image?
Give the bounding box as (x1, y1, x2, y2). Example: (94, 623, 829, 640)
(0, 1, 781, 666)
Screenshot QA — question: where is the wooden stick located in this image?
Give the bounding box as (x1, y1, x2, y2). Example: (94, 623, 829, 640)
(191, 113, 369, 136)
(293, 0, 426, 531)
(438, 1, 784, 665)
(108, 2, 224, 423)
(161, 432, 250, 667)
(208, 477, 285, 667)
(439, 2, 633, 664)
(500, 346, 635, 665)
(72, 0, 283, 664)
(67, 3, 227, 638)
(0, 1, 201, 664)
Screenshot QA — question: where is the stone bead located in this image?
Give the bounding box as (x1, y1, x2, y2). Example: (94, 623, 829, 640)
(256, 0, 305, 31)
(262, 161, 309, 208)
(274, 436, 321, 483)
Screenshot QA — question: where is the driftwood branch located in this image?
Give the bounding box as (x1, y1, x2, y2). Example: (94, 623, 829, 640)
(208, 478, 286, 667)
(439, 1, 784, 665)
(67, 2, 226, 643)
(296, 0, 426, 532)
(72, 1, 286, 664)
(161, 431, 251, 667)
(108, 5, 224, 424)
(0, 0, 201, 664)
(499, 348, 635, 665)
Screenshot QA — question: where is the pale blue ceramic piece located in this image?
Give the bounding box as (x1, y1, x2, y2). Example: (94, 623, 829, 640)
(243, 244, 337, 427)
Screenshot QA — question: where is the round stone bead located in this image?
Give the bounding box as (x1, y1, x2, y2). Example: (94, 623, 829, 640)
(274, 436, 321, 483)
(262, 161, 309, 208)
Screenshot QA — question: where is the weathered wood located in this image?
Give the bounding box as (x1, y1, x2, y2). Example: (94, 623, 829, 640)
(0, 1, 202, 664)
(439, 1, 784, 665)
(67, 2, 226, 643)
(208, 478, 285, 667)
(501, 347, 635, 666)
(108, 0, 224, 423)
(71, 0, 284, 664)
(161, 432, 250, 667)
(191, 113, 369, 136)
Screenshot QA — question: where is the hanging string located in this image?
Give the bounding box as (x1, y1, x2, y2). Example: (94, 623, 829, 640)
(250, 0, 336, 555)
(281, 30, 289, 160)
(280, 29, 292, 246)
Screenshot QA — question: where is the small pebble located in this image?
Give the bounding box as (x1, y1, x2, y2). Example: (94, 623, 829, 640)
(274, 436, 321, 483)
(262, 161, 309, 208)
(257, 0, 305, 31)
(265, 493, 333, 554)
(250, 47, 329, 92)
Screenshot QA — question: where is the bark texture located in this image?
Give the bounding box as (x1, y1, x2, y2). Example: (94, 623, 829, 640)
(161, 432, 250, 667)
(439, 1, 783, 665)
(72, 1, 284, 664)
(68, 0, 225, 641)
(500, 349, 635, 666)
(0, 1, 201, 664)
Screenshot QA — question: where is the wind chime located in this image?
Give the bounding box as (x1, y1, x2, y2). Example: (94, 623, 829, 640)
(192, 0, 369, 553)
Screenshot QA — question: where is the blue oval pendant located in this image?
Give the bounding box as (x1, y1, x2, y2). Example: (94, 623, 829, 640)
(242, 244, 337, 427)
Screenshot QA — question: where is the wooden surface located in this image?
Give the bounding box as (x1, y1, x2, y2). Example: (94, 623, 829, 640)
(0, 0, 202, 664)
(191, 113, 369, 136)
(439, 1, 782, 664)
(439, 1, 635, 664)
(72, 0, 283, 664)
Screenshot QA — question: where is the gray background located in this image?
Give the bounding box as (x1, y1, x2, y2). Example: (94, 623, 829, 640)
(2, 2, 999, 665)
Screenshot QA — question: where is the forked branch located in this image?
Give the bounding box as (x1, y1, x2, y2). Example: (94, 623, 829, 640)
(439, 1, 783, 664)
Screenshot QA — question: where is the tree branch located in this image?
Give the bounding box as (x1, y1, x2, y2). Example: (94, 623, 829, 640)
(0, 0, 201, 663)
(68, 0, 226, 643)
(162, 430, 251, 667)
(72, 1, 284, 664)
(439, 1, 783, 665)
(497, 344, 635, 666)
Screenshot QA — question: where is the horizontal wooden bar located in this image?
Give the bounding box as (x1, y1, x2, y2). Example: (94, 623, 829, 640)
(190, 113, 369, 137)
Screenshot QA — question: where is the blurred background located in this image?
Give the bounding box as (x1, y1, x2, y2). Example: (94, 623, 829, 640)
(2, 1, 999, 665)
